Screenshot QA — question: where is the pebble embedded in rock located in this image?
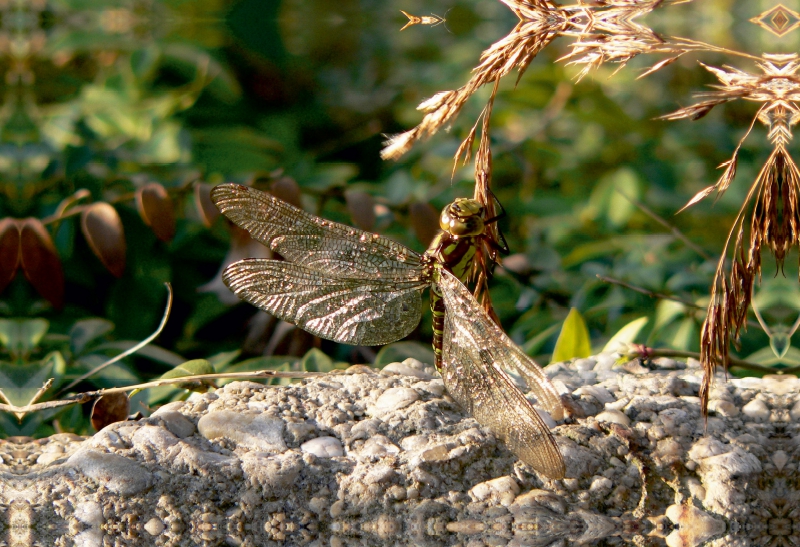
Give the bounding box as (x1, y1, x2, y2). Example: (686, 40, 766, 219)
(381, 361, 435, 380)
(573, 358, 597, 371)
(74, 501, 104, 526)
(688, 437, 726, 461)
(367, 387, 420, 416)
(574, 385, 615, 404)
(708, 399, 739, 417)
(359, 435, 400, 457)
(197, 411, 287, 452)
(144, 518, 166, 536)
(154, 410, 196, 438)
(741, 399, 770, 421)
(301, 436, 344, 458)
(658, 408, 688, 434)
(791, 400, 800, 421)
(469, 476, 520, 506)
(595, 409, 630, 427)
(589, 476, 612, 493)
(772, 450, 788, 471)
(654, 438, 683, 465)
(67, 449, 153, 495)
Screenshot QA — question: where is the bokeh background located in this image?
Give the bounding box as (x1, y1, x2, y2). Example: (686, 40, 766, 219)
(1, 0, 795, 436)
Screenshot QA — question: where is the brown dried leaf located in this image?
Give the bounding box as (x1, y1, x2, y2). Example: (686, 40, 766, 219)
(0, 218, 21, 294)
(19, 218, 64, 310)
(409, 201, 440, 246)
(136, 183, 176, 242)
(90, 393, 130, 431)
(194, 183, 220, 227)
(81, 202, 126, 278)
(270, 177, 302, 208)
(344, 190, 376, 231)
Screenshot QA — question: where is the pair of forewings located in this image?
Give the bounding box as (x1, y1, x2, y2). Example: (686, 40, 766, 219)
(212, 184, 565, 479)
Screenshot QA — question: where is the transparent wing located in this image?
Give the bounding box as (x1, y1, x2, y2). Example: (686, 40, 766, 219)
(437, 267, 565, 479)
(223, 259, 427, 346)
(212, 184, 423, 279)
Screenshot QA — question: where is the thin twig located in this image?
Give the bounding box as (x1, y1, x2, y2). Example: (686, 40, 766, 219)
(636, 347, 778, 374)
(597, 275, 701, 309)
(616, 190, 713, 261)
(0, 369, 328, 417)
(56, 282, 174, 396)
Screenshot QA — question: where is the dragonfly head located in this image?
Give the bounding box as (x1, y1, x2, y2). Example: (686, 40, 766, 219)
(440, 198, 485, 237)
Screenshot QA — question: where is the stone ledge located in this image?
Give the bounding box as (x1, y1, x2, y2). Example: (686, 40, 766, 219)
(1, 356, 797, 546)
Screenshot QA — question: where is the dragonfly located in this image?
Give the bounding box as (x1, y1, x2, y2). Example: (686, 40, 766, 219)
(211, 183, 565, 479)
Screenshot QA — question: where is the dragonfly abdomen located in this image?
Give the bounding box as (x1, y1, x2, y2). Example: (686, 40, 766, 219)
(431, 280, 446, 372)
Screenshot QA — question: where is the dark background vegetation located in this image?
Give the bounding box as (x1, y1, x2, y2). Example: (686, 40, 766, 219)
(0, 0, 793, 436)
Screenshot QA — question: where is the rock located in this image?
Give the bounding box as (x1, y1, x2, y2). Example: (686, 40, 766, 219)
(741, 398, 770, 421)
(300, 436, 344, 458)
(66, 449, 153, 495)
(367, 387, 420, 416)
(197, 411, 287, 452)
(3, 359, 798, 546)
(595, 409, 631, 427)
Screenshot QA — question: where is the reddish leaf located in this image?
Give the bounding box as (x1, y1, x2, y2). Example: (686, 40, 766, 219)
(270, 177, 302, 208)
(345, 190, 376, 231)
(90, 393, 130, 431)
(81, 202, 126, 278)
(194, 182, 220, 227)
(409, 201, 440, 246)
(19, 218, 64, 310)
(136, 183, 176, 242)
(0, 218, 21, 294)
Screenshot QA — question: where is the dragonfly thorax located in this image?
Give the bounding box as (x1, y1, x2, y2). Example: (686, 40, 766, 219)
(440, 198, 485, 237)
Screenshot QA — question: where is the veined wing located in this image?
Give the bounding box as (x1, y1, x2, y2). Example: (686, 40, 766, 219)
(212, 184, 423, 279)
(223, 259, 427, 346)
(437, 267, 565, 479)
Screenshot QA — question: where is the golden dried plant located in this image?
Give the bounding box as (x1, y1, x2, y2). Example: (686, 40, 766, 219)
(664, 54, 800, 415)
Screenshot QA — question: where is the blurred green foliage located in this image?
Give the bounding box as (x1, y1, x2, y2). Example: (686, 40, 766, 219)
(0, 0, 796, 436)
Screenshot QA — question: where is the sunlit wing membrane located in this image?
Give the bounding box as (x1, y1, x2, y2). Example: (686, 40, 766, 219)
(212, 184, 422, 278)
(223, 259, 426, 346)
(271, 235, 424, 281)
(437, 267, 565, 479)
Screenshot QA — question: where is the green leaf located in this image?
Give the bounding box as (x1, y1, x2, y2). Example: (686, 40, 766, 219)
(551, 308, 591, 363)
(300, 348, 334, 373)
(0, 359, 54, 407)
(652, 300, 687, 334)
(603, 317, 649, 352)
(160, 359, 215, 379)
(670, 318, 697, 352)
(0, 319, 50, 360)
(69, 318, 114, 355)
(93, 341, 186, 367)
(217, 355, 297, 387)
(745, 345, 800, 367)
(207, 350, 241, 370)
(374, 342, 435, 368)
(142, 359, 216, 404)
(769, 331, 791, 359)
(220, 355, 296, 374)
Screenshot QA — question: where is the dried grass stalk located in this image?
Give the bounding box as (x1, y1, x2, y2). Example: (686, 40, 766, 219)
(667, 55, 800, 415)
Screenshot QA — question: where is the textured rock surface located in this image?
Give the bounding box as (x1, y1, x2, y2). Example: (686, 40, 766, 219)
(1, 356, 798, 546)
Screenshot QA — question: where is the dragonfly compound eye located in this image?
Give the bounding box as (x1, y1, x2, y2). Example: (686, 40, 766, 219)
(440, 199, 486, 236)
